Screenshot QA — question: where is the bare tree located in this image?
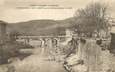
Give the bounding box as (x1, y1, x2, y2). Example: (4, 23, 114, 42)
(74, 2, 111, 37)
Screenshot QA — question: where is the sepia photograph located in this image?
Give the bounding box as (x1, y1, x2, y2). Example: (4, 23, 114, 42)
(0, 0, 115, 72)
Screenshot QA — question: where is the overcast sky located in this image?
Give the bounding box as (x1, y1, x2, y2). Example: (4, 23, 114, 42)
(0, 0, 115, 23)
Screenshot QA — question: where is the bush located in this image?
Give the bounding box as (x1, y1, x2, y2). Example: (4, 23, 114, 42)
(0, 41, 33, 64)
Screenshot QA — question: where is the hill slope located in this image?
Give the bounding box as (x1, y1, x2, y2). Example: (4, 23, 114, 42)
(7, 18, 74, 36)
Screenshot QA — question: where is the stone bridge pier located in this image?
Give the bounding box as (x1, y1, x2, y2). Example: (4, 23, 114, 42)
(41, 37, 60, 48)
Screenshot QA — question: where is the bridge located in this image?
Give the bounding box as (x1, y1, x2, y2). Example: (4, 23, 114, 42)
(17, 35, 73, 48)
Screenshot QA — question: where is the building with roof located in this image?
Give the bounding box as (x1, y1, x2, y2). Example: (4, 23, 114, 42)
(0, 21, 7, 44)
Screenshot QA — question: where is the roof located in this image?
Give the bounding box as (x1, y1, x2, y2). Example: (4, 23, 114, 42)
(0, 20, 7, 25)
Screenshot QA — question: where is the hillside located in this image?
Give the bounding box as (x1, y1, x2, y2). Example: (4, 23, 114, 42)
(7, 18, 75, 36)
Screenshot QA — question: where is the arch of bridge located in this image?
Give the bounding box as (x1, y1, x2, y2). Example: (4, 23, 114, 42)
(17, 36, 67, 47)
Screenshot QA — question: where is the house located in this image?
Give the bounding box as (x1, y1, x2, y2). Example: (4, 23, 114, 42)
(0, 21, 7, 44)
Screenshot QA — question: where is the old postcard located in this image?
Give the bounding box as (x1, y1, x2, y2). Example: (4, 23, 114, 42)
(0, 0, 115, 72)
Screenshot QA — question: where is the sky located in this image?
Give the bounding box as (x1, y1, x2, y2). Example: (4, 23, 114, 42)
(0, 0, 115, 23)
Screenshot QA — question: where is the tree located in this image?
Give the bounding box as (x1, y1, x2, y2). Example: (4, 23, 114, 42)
(9, 31, 21, 41)
(73, 2, 111, 36)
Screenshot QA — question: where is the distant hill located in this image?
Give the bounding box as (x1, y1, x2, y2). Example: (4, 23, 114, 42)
(7, 18, 75, 36)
